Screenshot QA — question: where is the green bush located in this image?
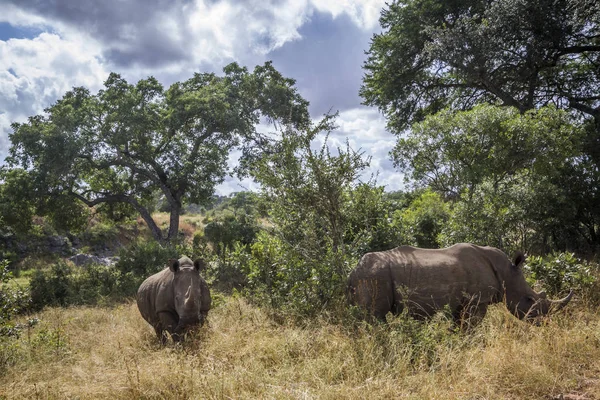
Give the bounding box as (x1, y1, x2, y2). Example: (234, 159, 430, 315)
(203, 213, 259, 260)
(238, 231, 350, 316)
(0, 260, 32, 337)
(29, 261, 73, 310)
(205, 243, 249, 293)
(29, 261, 142, 310)
(115, 240, 183, 277)
(394, 189, 449, 249)
(70, 264, 139, 305)
(79, 221, 120, 249)
(29, 239, 198, 311)
(525, 252, 597, 297)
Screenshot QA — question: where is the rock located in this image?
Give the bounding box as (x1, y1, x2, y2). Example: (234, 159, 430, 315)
(47, 236, 72, 255)
(69, 254, 119, 267)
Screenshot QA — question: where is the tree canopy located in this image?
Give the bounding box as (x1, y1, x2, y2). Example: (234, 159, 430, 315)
(361, 0, 600, 135)
(4, 62, 309, 242)
(393, 105, 580, 196)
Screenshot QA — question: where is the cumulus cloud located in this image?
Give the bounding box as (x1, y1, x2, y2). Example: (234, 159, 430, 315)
(0, 32, 108, 160)
(2, 0, 384, 72)
(310, 0, 384, 29)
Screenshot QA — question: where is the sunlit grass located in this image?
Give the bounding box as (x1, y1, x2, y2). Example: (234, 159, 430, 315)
(134, 212, 205, 242)
(1, 296, 599, 399)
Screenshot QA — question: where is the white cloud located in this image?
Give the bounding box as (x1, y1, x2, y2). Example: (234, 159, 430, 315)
(186, 0, 384, 62)
(0, 32, 108, 160)
(334, 107, 389, 140)
(186, 0, 311, 63)
(0, 3, 48, 28)
(2, 0, 384, 75)
(309, 0, 384, 29)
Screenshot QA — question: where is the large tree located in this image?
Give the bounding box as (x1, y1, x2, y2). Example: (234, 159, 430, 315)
(392, 105, 580, 196)
(395, 104, 599, 252)
(5, 62, 309, 242)
(361, 0, 600, 138)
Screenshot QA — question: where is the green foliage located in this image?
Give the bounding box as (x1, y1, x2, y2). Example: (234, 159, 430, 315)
(0, 260, 32, 338)
(28, 237, 189, 311)
(525, 253, 597, 297)
(240, 232, 350, 315)
(345, 184, 404, 255)
(29, 260, 142, 310)
(439, 176, 526, 253)
(361, 0, 600, 133)
(29, 262, 75, 310)
(206, 242, 250, 294)
(115, 240, 183, 277)
(394, 189, 449, 248)
(78, 221, 120, 249)
(392, 105, 579, 196)
(387, 104, 598, 253)
(203, 213, 259, 260)
(246, 115, 384, 315)
(0, 168, 36, 234)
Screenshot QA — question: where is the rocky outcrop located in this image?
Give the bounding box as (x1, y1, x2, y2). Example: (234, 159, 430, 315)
(68, 254, 120, 267)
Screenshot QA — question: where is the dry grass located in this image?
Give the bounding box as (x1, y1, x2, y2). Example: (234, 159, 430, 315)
(1, 297, 600, 399)
(136, 213, 205, 241)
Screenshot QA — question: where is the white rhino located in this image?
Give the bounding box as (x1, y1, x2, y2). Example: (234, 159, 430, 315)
(137, 256, 211, 342)
(347, 243, 572, 324)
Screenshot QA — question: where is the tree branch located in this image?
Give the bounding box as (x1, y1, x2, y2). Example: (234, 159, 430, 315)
(69, 191, 165, 241)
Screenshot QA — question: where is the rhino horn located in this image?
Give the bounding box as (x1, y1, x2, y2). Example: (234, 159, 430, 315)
(549, 290, 574, 312)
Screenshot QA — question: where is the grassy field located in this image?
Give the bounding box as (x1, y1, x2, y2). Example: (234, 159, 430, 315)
(1, 296, 600, 399)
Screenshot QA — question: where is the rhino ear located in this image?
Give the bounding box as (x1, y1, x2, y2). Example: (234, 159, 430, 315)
(194, 259, 206, 272)
(513, 252, 526, 269)
(169, 259, 180, 272)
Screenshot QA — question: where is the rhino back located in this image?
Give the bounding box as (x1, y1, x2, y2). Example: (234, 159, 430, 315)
(136, 268, 174, 326)
(392, 244, 502, 308)
(351, 244, 503, 316)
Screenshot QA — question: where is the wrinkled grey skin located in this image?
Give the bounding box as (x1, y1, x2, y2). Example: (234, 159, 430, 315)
(347, 243, 573, 325)
(137, 256, 211, 343)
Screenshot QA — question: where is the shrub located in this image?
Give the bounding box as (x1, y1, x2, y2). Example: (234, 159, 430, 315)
(0, 260, 32, 337)
(29, 261, 143, 310)
(524, 252, 598, 297)
(239, 231, 351, 316)
(78, 221, 120, 250)
(29, 261, 74, 310)
(70, 264, 137, 305)
(203, 213, 259, 260)
(204, 243, 249, 293)
(395, 189, 449, 249)
(115, 240, 183, 277)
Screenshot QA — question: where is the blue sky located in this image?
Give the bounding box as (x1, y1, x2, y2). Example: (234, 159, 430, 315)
(0, 0, 399, 194)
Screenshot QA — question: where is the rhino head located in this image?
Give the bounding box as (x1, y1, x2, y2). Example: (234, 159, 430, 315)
(505, 253, 573, 321)
(169, 257, 207, 336)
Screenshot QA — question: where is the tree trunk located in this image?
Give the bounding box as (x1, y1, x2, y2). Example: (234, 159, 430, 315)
(139, 206, 165, 243)
(70, 192, 165, 242)
(167, 202, 181, 242)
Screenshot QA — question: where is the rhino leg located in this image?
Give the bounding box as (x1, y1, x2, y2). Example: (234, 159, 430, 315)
(454, 299, 488, 330)
(356, 277, 395, 321)
(157, 311, 179, 343)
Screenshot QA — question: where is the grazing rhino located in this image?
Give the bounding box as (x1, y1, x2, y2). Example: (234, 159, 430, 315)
(347, 243, 573, 324)
(137, 256, 211, 342)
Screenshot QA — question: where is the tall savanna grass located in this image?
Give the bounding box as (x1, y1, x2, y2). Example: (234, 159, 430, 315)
(1, 296, 599, 399)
